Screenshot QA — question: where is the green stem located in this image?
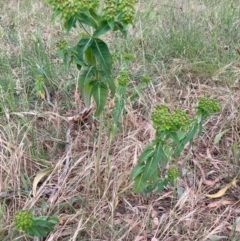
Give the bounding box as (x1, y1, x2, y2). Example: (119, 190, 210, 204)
(96, 113, 103, 191)
(79, 22, 91, 36)
(172, 178, 177, 217)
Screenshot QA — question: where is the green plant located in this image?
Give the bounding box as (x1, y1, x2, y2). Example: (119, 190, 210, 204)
(34, 75, 46, 99)
(130, 97, 220, 193)
(13, 210, 59, 238)
(46, 0, 136, 116)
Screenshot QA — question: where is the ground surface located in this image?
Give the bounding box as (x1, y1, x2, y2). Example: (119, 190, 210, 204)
(0, 0, 240, 240)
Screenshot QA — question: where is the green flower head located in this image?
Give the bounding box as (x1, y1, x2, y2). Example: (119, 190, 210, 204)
(103, 0, 136, 24)
(102, 0, 118, 21)
(172, 108, 190, 129)
(116, 70, 129, 86)
(151, 104, 190, 132)
(56, 40, 68, 50)
(167, 167, 179, 179)
(196, 97, 220, 117)
(14, 210, 33, 231)
(46, 0, 99, 19)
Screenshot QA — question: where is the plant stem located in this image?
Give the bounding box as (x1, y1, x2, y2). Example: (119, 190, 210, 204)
(96, 113, 103, 192)
(172, 178, 178, 219)
(79, 22, 91, 36)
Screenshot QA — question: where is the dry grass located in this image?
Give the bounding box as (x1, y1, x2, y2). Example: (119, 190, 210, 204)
(1, 0, 240, 240)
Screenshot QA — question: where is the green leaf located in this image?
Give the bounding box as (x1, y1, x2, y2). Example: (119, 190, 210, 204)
(51, 9, 61, 21)
(77, 37, 93, 52)
(164, 147, 173, 160)
(158, 145, 168, 168)
(174, 124, 198, 157)
(130, 164, 145, 180)
(107, 19, 115, 30)
(133, 173, 145, 193)
(70, 37, 93, 68)
(144, 170, 159, 193)
(143, 143, 163, 181)
(76, 12, 98, 28)
(48, 216, 60, 225)
(78, 66, 96, 107)
(27, 225, 44, 237)
(105, 77, 116, 96)
(71, 55, 85, 67)
(33, 219, 52, 228)
(89, 9, 101, 22)
(90, 39, 112, 76)
(113, 22, 127, 37)
(156, 178, 170, 193)
(185, 124, 198, 144)
(177, 131, 187, 141)
(93, 21, 111, 38)
(56, 49, 68, 66)
(84, 46, 95, 65)
(169, 131, 180, 145)
(64, 16, 77, 32)
(91, 81, 108, 116)
(138, 143, 155, 164)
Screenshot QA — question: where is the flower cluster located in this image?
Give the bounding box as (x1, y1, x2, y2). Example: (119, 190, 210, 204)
(56, 40, 68, 50)
(167, 167, 179, 179)
(196, 97, 220, 116)
(118, 0, 136, 23)
(151, 105, 190, 131)
(46, 0, 99, 19)
(103, 0, 136, 24)
(102, 0, 117, 21)
(14, 210, 33, 231)
(116, 71, 129, 86)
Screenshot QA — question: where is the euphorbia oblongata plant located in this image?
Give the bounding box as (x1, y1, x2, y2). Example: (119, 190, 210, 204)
(46, 0, 136, 116)
(130, 97, 220, 193)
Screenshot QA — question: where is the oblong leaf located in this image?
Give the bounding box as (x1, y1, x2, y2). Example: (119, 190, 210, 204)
(48, 216, 60, 225)
(70, 37, 93, 68)
(143, 143, 163, 181)
(91, 81, 108, 116)
(158, 145, 168, 168)
(138, 144, 155, 164)
(33, 167, 54, 197)
(113, 21, 127, 37)
(156, 178, 170, 193)
(78, 66, 96, 107)
(27, 225, 45, 237)
(90, 39, 112, 75)
(76, 36, 93, 57)
(93, 20, 111, 38)
(76, 12, 98, 28)
(130, 164, 145, 180)
(63, 16, 77, 32)
(133, 173, 145, 193)
(105, 77, 116, 96)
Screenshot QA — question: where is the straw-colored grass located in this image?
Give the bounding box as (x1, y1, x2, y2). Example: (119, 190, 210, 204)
(0, 0, 240, 240)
